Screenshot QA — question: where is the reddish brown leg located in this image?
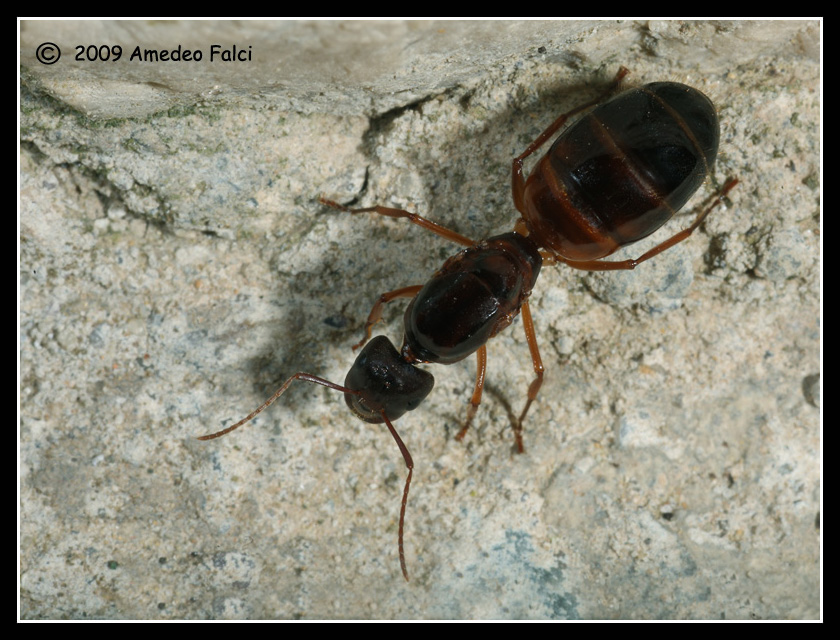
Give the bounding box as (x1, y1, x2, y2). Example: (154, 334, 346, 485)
(352, 285, 423, 351)
(455, 345, 487, 443)
(320, 198, 476, 248)
(512, 67, 629, 216)
(545, 178, 739, 271)
(514, 299, 545, 454)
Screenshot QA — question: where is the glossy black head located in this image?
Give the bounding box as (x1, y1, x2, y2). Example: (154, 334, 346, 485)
(343, 335, 435, 424)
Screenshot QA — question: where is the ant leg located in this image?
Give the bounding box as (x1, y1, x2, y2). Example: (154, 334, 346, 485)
(512, 67, 629, 216)
(353, 285, 423, 351)
(549, 178, 739, 272)
(514, 300, 544, 454)
(319, 198, 476, 248)
(455, 345, 487, 443)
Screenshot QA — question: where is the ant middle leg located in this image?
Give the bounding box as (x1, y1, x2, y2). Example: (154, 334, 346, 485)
(513, 299, 544, 454)
(319, 198, 476, 248)
(454, 300, 545, 454)
(455, 345, 487, 444)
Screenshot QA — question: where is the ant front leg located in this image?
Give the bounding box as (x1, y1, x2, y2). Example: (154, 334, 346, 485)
(512, 67, 629, 217)
(353, 285, 423, 351)
(319, 198, 476, 248)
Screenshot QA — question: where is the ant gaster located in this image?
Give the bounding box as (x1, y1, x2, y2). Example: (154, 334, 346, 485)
(199, 68, 737, 581)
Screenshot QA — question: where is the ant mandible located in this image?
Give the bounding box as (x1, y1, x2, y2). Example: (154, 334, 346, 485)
(199, 67, 737, 581)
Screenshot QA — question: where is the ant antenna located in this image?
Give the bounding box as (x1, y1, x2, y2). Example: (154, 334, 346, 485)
(198, 373, 415, 581)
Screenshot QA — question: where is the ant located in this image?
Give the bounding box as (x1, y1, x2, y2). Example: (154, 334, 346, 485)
(199, 67, 737, 581)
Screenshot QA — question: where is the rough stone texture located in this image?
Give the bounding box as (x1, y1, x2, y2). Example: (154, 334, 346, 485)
(20, 20, 820, 619)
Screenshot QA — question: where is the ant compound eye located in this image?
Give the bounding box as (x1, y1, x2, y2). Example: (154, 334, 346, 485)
(344, 393, 381, 423)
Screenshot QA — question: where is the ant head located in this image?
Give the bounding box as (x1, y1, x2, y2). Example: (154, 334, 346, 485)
(344, 335, 435, 424)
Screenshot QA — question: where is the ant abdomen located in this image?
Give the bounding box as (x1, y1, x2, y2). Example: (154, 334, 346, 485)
(522, 82, 720, 262)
